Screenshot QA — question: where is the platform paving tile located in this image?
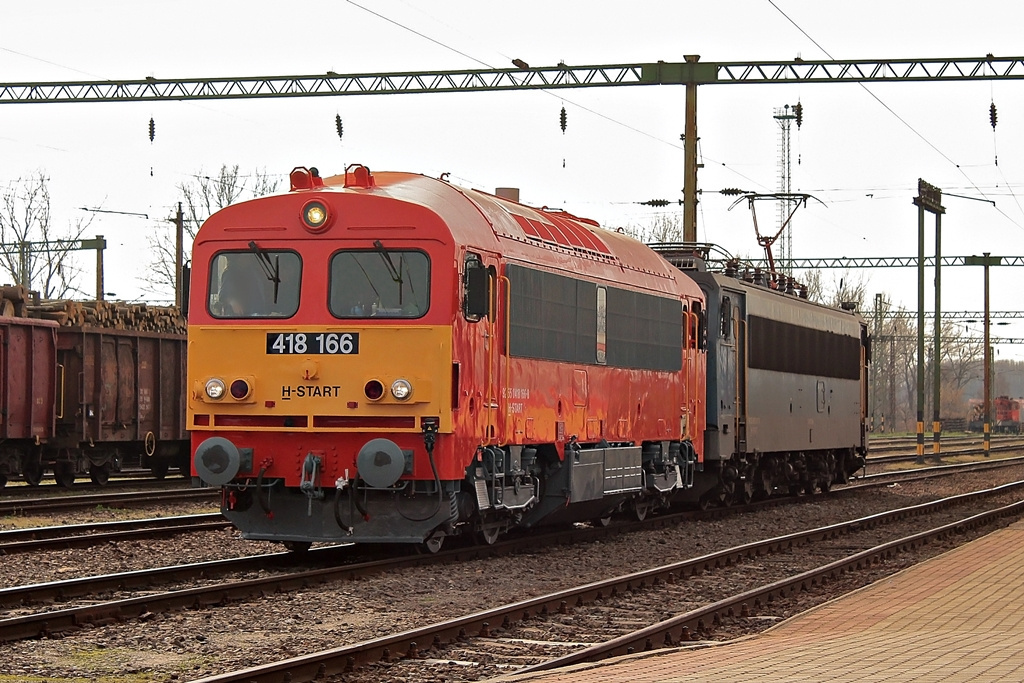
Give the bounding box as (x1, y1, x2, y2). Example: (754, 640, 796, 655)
(489, 519, 1024, 683)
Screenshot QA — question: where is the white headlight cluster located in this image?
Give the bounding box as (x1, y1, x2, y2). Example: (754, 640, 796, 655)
(390, 379, 413, 401)
(205, 378, 226, 400)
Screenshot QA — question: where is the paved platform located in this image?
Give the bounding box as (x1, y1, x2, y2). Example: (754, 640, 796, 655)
(491, 517, 1024, 682)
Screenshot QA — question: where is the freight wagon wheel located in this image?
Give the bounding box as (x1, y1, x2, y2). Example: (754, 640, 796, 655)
(89, 463, 111, 486)
(150, 459, 170, 480)
(283, 541, 311, 553)
(22, 461, 43, 487)
(0, 474, 6, 489)
(54, 462, 75, 488)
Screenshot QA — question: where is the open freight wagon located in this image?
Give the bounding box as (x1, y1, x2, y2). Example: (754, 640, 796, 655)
(0, 316, 189, 488)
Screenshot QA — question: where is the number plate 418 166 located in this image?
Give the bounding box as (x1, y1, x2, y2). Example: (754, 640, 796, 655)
(266, 332, 360, 355)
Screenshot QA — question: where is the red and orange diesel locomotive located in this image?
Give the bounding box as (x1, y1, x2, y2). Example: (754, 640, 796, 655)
(189, 164, 868, 551)
(188, 165, 707, 550)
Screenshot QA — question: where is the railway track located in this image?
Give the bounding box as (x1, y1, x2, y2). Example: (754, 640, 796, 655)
(0, 486, 217, 515)
(0, 512, 230, 554)
(867, 434, 1024, 454)
(0, 475, 195, 499)
(3, 463, 1023, 649)
(181, 483, 1024, 682)
(856, 453, 1024, 481)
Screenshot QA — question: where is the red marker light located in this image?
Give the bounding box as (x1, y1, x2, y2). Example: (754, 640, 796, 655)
(230, 379, 251, 400)
(364, 380, 384, 401)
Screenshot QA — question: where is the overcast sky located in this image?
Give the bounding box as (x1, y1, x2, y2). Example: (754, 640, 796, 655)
(2, 1, 1023, 357)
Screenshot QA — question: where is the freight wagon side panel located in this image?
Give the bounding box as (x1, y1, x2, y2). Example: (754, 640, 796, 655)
(0, 317, 57, 440)
(56, 327, 187, 445)
(146, 334, 187, 441)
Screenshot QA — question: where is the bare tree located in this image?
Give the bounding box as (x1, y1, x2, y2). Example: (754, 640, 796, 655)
(0, 171, 92, 299)
(145, 165, 279, 297)
(623, 213, 685, 244)
(800, 268, 868, 311)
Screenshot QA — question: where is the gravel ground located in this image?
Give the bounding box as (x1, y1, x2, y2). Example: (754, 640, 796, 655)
(1, 465, 1023, 682)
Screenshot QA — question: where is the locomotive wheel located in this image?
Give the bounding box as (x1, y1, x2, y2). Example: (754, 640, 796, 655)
(633, 500, 650, 521)
(283, 541, 311, 553)
(736, 486, 753, 505)
(478, 526, 501, 545)
(593, 514, 613, 528)
(54, 463, 75, 488)
(422, 534, 445, 554)
(22, 461, 43, 487)
(89, 463, 112, 486)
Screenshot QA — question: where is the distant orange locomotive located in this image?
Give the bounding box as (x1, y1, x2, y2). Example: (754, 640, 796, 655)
(188, 165, 705, 550)
(188, 164, 868, 551)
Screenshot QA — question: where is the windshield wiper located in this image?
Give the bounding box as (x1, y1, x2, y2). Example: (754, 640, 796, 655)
(373, 240, 402, 284)
(249, 240, 281, 303)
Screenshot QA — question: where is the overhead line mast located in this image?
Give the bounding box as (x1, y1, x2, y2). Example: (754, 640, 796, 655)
(4, 56, 1023, 241)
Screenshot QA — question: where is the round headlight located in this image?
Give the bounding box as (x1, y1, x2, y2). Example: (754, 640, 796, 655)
(230, 379, 251, 400)
(390, 379, 413, 401)
(302, 200, 330, 232)
(205, 378, 226, 400)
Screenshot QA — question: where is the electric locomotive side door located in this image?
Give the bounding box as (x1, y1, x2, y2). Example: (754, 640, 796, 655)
(700, 278, 747, 461)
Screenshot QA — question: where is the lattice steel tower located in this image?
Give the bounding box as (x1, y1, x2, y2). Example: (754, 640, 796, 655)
(773, 103, 799, 276)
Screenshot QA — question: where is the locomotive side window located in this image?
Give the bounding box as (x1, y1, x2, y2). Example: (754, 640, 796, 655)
(694, 301, 707, 351)
(507, 264, 680, 371)
(209, 249, 301, 319)
(463, 253, 490, 321)
(721, 296, 732, 339)
(329, 248, 429, 318)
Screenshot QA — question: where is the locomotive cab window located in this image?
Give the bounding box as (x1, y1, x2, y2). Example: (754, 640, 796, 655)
(209, 249, 301, 319)
(330, 247, 429, 318)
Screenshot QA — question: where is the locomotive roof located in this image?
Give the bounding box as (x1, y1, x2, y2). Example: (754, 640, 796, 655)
(316, 168, 698, 298)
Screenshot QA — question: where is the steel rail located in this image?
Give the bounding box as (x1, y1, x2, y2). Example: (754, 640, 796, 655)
(523, 498, 1024, 673)
(186, 485, 1024, 682)
(0, 488, 216, 515)
(0, 514, 230, 554)
(3, 479, 1019, 668)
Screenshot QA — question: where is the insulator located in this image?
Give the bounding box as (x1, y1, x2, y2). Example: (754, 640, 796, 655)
(794, 102, 803, 129)
(148, 117, 155, 142)
(335, 114, 344, 141)
(559, 106, 567, 134)
(720, 188, 744, 196)
(990, 102, 998, 129)
(642, 199, 670, 207)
